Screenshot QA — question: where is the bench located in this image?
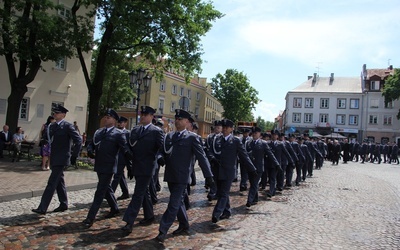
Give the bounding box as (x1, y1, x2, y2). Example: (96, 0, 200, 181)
(20, 141, 35, 161)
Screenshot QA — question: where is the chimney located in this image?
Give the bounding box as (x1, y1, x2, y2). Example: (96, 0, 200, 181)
(388, 65, 393, 70)
(330, 73, 334, 81)
(308, 76, 312, 80)
(312, 73, 317, 84)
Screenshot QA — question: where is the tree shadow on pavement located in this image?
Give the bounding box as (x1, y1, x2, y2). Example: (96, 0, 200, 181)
(0, 213, 44, 227)
(72, 227, 138, 248)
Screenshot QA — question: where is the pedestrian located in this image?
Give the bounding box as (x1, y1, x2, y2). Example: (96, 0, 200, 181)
(289, 135, 305, 186)
(0, 125, 12, 159)
(110, 116, 131, 201)
(32, 105, 82, 215)
(279, 133, 297, 188)
(299, 137, 312, 182)
(331, 140, 341, 165)
(204, 120, 222, 201)
(207, 119, 257, 223)
(390, 142, 399, 164)
(39, 116, 55, 170)
(239, 128, 251, 191)
(82, 109, 133, 227)
(73, 121, 81, 134)
(11, 127, 26, 162)
(246, 126, 279, 207)
(121, 106, 164, 234)
(154, 109, 215, 243)
(303, 134, 322, 177)
(359, 140, 368, 163)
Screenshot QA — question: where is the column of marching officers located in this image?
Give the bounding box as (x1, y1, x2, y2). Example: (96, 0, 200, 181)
(32, 104, 327, 243)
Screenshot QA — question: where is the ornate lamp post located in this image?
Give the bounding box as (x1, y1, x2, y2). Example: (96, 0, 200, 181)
(129, 69, 152, 125)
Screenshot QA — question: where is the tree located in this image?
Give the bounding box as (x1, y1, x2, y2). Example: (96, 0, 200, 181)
(382, 68, 400, 119)
(71, 0, 223, 138)
(255, 116, 276, 132)
(0, 0, 93, 131)
(211, 69, 260, 122)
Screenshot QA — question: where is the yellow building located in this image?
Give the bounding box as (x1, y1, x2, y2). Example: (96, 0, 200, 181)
(0, 1, 92, 141)
(118, 70, 223, 138)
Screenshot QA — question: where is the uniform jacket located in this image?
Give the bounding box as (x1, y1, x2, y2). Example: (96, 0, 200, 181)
(360, 143, 368, 154)
(305, 140, 323, 159)
(300, 143, 312, 163)
(88, 127, 130, 174)
(129, 124, 164, 176)
(161, 130, 212, 184)
(280, 140, 295, 166)
(268, 140, 292, 168)
(291, 141, 305, 163)
(208, 134, 256, 181)
(391, 144, 399, 157)
(46, 120, 82, 166)
(248, 139, 279, 173)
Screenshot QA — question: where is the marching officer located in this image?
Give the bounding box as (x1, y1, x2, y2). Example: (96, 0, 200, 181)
(289, 135, 305, 186)
(32, 105, 82, 215)
(207, 119, 257, 223)
(239, 128, 251, 191)
(279, 133, 296, 188)
(204, 120, 222, 200)
(82, 109, 133, 227)
(122, 106, 164, 234)
(154, 109, 215, 242)
(246, 127, 279, 207)
(110, 116, 131, 200)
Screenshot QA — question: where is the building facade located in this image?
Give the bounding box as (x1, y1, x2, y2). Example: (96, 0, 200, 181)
(0, 0, 92, 141)
(118, 70, 223, 138)
(283, 65, 399, 143)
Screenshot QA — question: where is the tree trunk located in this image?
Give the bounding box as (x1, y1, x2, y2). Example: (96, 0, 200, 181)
(86, 86, 102, 141)
(5, 81, 28, 132)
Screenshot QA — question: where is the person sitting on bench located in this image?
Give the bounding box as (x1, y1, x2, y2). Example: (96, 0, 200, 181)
(11, 127, 26, 162)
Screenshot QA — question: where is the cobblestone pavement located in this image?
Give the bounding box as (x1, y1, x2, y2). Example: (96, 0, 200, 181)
(1, 161, 400, 249)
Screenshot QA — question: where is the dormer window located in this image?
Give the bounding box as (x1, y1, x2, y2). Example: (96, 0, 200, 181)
(370, 81, 380, 90)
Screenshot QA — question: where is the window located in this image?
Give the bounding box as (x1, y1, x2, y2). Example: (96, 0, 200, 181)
(319, 114, 328, 123)
(350, 99, 359, 109)
(19, 98, 29, 120)
(349, 115, 358, 125)
(305, 98, 314, 108)
(170, 101, 176, 112)
(158, 98, 164, 114)
(179, 87, 184, 96)
(55, 57, 66, 70)
(336, 114, 345, 125)
(369, 115, 378, 124)
(320, 98, 329, 109)
(58, 6, 71, 18)
(293, 98, 302, 108)
(337, 99, 346, 109)
(187, 89, 191, 99)
(370, 99, 379, 108)
(196, 92, 201, 101)
(383, 115, 392, 125)
(370, 81, 380, 90)
(384, 100, 394, 109)
(292, 113, 301, 123)
(304, 113, 313, 123)
(195, 106, 199, 116)
(172, 85, 177, 95)
(160, 81, 165, 92)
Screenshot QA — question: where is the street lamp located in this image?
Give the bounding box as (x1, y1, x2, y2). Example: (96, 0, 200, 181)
(129, 68, 152, 125)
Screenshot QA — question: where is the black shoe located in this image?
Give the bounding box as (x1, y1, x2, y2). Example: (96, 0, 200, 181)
(246, 202, 251, 207)
(232, 178, 238, 182)
(82, 218, 94, 227)
(265, 192, 272, 198)
(154, 232, 166, 243)
(53, 206, 68, 213)
(117, 194, 130, 200)
(152, 199, 158, 205)
(105, 209, 120, 218)
(172, 226, 190, 235)
(139, 217, 155, 225)
(32, 208, 46, 215)
(121, 223, 133, 233)
(212, 216, 218, 223)
(220, 214, 230, 220)
(239, 186, 247, 191)
(277, 188, 283, 191)
(207, 194, 215, 201)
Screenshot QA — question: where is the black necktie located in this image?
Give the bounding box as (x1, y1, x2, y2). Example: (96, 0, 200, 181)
(140, 126, 145, 136)
(251, 140, 256, 148)
(173, 131, 180, 141)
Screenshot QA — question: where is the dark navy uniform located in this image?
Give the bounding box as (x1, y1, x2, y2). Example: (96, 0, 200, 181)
(32, 105, 81, 214)
(290, 137, 305, 185)
(155, 110, 213, 242)
(83, 109, 132, 227)
(122, 106, 164, 233)
(111, 126, 130, 199)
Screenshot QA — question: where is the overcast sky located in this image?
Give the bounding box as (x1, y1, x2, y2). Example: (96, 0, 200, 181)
(200, 0, 400, 121)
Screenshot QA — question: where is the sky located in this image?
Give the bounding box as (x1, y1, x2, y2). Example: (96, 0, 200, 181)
(199, 0, 400, 121)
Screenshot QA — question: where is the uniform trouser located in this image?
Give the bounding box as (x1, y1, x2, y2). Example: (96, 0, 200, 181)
(360, 154, 366, 163)
(239, 163, 248, 188)
(111, 164, 129, 196)
(260, 170, 268, 188)
(267, 167, 277, 195)
(285, 164, 294, 186)
(190, 165, 196, 186)
(247, 172, 261, 204)
(353, 153, 359, 162)
(276, 164, 287, 189)
(149, 177, 158, 204)
(87, 173, 118, 220)
(315, 155, 323, 168)
(302, 160, 308, 180)
(208, 163, 218, 197)
(296, 162, 303, 184)
(212, 179, 233, 218)
(123, 175, 154, 224)
(308, 157, 314, 175)
(159, 182, 188, 234)
(38, 165, 67, 211)
(153, 165, 161, 191)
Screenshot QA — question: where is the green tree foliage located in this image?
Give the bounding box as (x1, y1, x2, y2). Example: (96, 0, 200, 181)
(71, 0, 223, 137)
(255, 116, 276, 132)
(211, 69, 260, 122)
(382, 68, 400, 119)
(0, 0, 93, 131)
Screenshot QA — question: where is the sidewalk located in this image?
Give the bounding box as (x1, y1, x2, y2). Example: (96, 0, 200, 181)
(0, 157, 99, 202)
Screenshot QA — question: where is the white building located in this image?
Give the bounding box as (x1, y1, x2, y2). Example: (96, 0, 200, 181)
(284, 65, 399, 143)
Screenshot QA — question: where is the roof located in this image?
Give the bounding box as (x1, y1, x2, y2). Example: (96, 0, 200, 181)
(366, 68, 394, 80)
(289, 76, 362, 94)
